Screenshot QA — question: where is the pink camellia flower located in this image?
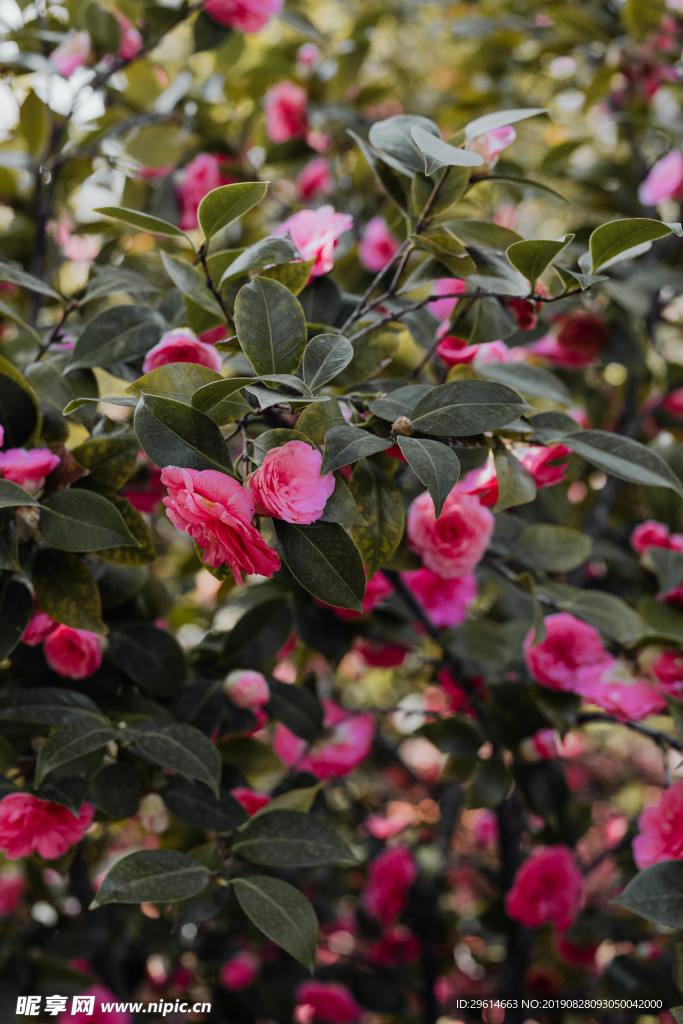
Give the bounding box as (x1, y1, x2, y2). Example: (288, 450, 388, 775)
(43, 625, 104, 680)
(297, 42, 321, 69)
(633, 781, 683, 868)
(0, 447, 60, 496)
(264, 80, 308, 143)
(646, 647, 683, 699)
(58, 984, 131, 1024)
(332, 571, 394, 620)
(519, 444, 571, 488)
(297, 157, 333, 201)
(161, 467, 281, 583)
(224, 669, 270, 709)
(177, 154, 234, 231)
(436, 334, 480, 365)
(0, 870, 25, 915)
(400, 568, 477, 628)
(203, 0, 283, 33)
(220, 950, 259, 990)
(274, 698, 374, 779)
(429, 277, 466, 323)
(142, 328, 223, 374)
(505, 846, 583, 929)
(473, 340, 518, 367)
(249, 441, 335, 524)
(113, 11, 143, 60)
(51, 32, 91, 78)
(362, 845, 417, 926)
(459, 458, 498, 507)
(631, 519, 681, 556)
(230, 787, 271, 815)
(406, 489, 494, 579)
(273, 206, 353, 277)
(576, 658, 667, 722)
(359, 216, 401, 272)
(469, 126, 517, 174)
(368, 925, 421, 966)
(521, 728, 561, 762)
(295, 981, 362, 1024)
(0, 793, 94, 861)
(638, 151, 683, 206)
(524, 612, 610, 693)
(21, 610, 58, 647)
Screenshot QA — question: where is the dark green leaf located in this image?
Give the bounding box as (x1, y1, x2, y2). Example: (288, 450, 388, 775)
(267, 679, 323, 742)
(68, 306, 165, 372)
(480, 363, 571, 405)
(107, 624, 186, 697)
(302, 334, 353, 391)
(197, 182, 268, 239)
(506, 235, 574, 290)
(0, 355, 41, 447)
(91, 850, 211, 907)
(0, 262, 63, 301)
(275, 520, 366, 612)
(160, 251, 223, 318)
(36, 721, 116, 786)
(32, 549, 106, 634)
(134, 394, 233, 473)
(614, 860, 683, 927)
(95, 207, 193, 245)
(560, 430, 683, 496)
(233, 809, 356, 867)
(589, 218, 676, 273)
(410, 380, 530, 436)
(127, 362, 222, 404)
(0, 580, 33, 660)
(0, 479, 41, 509)
(233, 876, 318, 972)
(128, 724, 222, 796)
(39, 490, 139, 552)
(164, 780, 247, 833)
(234, 278, 307, 375)
(350, 459, 405, 578)
(319, 475, 366, 526)
(397, 437, 460, 518)
(97, 495, 156, 567)
(71, 438, 139, 492)
(368, 385, 432, 423)
(513, 525, 592, 572)
(320, 425, 392, 475)
(220, 236, 299, 283)
(493, 448, 536, 512)
(0, 687, 103, 725)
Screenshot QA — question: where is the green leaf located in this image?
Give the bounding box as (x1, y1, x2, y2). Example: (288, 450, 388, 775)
(0, 479, 41, 509)
(0, 298, 41, 342)
(0, 354, 41, 446)
(0, 580, 33, 660)
(128, 724, 222, 797)
(554, 267, 608, 292)
(302, 334, 353, 391)
(480, 363, 571, 406)
(320, 425, 392, 475)
(493, 448, 536, 512)
(368, 114, 442, 175)
(107, 624, 186, 698)
(35, 721, 116, 786)
(410, 380, 530, 436)
(0, 262, 63, 302)
(506, 235, 574, 291)
(164, 780, 247, 833)
(160, 251, 223, 318)
(614, 860, 683, 927)
(267, 679, 324, 742)
(464, 107, 547, 143)
(126, 362, 223, 405)
(320, 475, 367, 527)
(197, 182, 269, 239)
(97, 495, 156, 567)
(368, 385, 432, 423)
(234, 278, 307, 375)
(39, 490, 139, 552)
(0, 688, 103, 726)
(233, 809, 356, 867)
(91, 850, 211, 907)
(538, 583, 647, 644)
(622, 0, 666, 40)
(589, 219, 676, 273)
(274, 520, 366, 612)
(85, 3, 123, 52)
(32, 550, 106, 634)
(560, 430, 683, 496)
(219, 237, 299, 284)
(68, 306, 165, 372)
(232, 876, 318, 972)
(134, 394, 233, 473)
(410, 125, 484, 174)
(350, 459, 405, 577)
(95, 207, 193, 245)
(71, 438, 139, 493)
(397, 436, 460, 518)
(649, 547, 683, 593)
(513, 525, 592, 572)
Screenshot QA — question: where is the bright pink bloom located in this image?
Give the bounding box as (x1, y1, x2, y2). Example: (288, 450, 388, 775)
(273, 206, 353, 277)
(231, 787, 270, 815)
(43, 625, 104, 680)
(58, 985, 131, 1023)
(142, 328, 222, 374)
(359, 216, 400, 272)
(639, 151, 683, 206)
(220, 951, 258, 989)
(0, 793, 94, 861)
(224, 669, 270, 708)
(524, 612, 610, 693)
(436, 334, 480, 365)
(660, 388, 683, 419)
(649, 648, 683, 698)
(362, 845, 417, 925)
(429, 277, 466, 322)
(0, 447, 60, 495)
(200, 325, 228, 346)
(0, 871, 25, 915)
(521, 729, 560, 761)
(576, 659, 667, 721)
(459, 458, 499, 507)
(473, 340, 517, 366)
(113, 12, 142, 60)
(296, 981, 362, 1024)
(519, 444, 571, 488)
(274, 699, 374, 779)
(469, 126, 516, 173)
(354, 638, 409, 667)
(401, 568, 477, 628)
(633, 782, 683, 868)
(406, 489, 494, 578)
(177, 154, 233, 231)
(631, 520, 675, 555)
(203, 0, 283, 32)
(333, 571, 394, 619)
(297, 157, 333, 201)
(52, 32, 91, 78)
(264, 81, 308, 143)
(162, 467, 280, 583)
(249, 441, 334, 524)
(21, 610, 58, 647)
(368, 926, 420, 966)
(506, 846, 582, 929)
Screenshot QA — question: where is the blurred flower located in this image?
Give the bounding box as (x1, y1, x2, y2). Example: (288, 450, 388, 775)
(203, 0, 283, 32)
(0, 870, 25, 916)
(264, 81, 308, 143)
(21, 610, 58, 647)
(297, 157, 333, 201)
(44, 625, 104, 679)
(524, 613, 610, 692)
(51, 32, 91, 78)
(470, 126, 516, 174)
(177, 154, 235, 231)
(224, 669, 271, 708)
(58, 985, 131, 1023)
(633, 781, 683, 868)
(506, 846, 583, 929)
(0, 794, 94, 861)
(113, 11, 142, 60)
(639, 151, 683, 206)
(274, 699, 374, 779)
(576, 658, 667, 721)
(359, 216, 401, 272)
(220, 950, 259, 989)
(295, 981, 362, 1023)
(362, 845, 417, 925)
(231, 787, 271, 815)
(274, 206, 353, 277)
(142, 328, 223, 374)
(400, 568, 477, 628)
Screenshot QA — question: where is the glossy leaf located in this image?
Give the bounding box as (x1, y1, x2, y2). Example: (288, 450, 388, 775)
(589, 218, 676, 272)
(506, 235, 574, 290)
(234, 278, 307, 375)
(91, 850, 211, 907)
(233, 876, 318, 972)
(320, 425, 392, 474)
(274, 520, 366, 612)
(39, 490, 139, 552)
(198, 182, 269, 239)
(128, 724, 222, 796)
(560, 430, 683, 496)
(68, 306, 165, 372)
(350, 459, 405, 578)
(134, 394, 233, 473)
(35, 721, 116, 786)
(301, 334, 353, 390)
(410, 380, 530, 436)
(614, 860, 683, 927)
(32, 550, 106, 634)
(397, 436, 460, 517)
(233, 809, 356, 867)
(160, 251, 223, 318)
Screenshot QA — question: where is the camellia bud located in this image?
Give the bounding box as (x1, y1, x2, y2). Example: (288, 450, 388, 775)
(224, 669, 270, 709)
(391, 416, 414, 437)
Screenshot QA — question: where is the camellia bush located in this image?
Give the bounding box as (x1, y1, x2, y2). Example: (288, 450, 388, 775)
(4, 0, 683, 1021)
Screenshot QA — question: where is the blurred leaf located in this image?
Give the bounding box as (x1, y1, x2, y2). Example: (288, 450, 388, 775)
(0, 479, 40, 508)
(464, 107, 547, 143)
(0, 261, 62, 301)
(108, 624, 186, 697)
(91, 850, 211, 907)
(614, 861, 683, 927)
(68, 306, 164, 372)
(267, 678, 324, 742)
(164, 780, 248, 833)
(560, 430, 683, 496)
(513, 525, 592, 572)
(233, 876, 318, 972)
(95, 207, 194, 245)
(0, 354, 41, 447)
(480, 363, 571, 406)
(0, 580, 33, 660)
(411, 125, 484, 174)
